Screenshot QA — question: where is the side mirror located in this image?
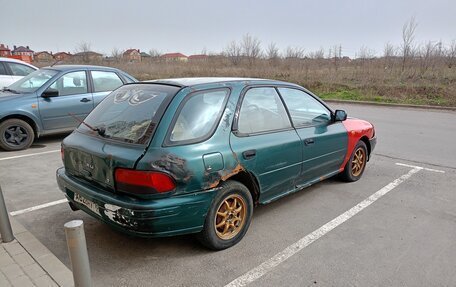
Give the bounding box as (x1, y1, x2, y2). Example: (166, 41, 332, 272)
(334, 110, 347, 121)
(42, 88, 59, 98)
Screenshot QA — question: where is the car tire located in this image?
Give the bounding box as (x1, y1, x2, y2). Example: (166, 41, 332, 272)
(340, 140, 368, 182)
(197, 180, 253, 250)
(0, 119, 35, 151)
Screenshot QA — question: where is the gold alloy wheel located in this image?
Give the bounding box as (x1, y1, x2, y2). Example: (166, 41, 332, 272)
(214, 194, 247, 240)
(351, 147, 366, 177)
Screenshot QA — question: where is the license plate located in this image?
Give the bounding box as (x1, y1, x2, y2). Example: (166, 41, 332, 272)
(74, 193, 100, 216)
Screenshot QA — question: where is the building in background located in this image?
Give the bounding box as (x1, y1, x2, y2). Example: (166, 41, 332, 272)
(0, 44, 11, 57)
(34, 51, 53, 62)
(12, 46, 34, 60)
(140, 52, 151, 61)
(53, 52, 73, 61)
(123, 49, 141, 62)
(73, 51, 103, 62)
(161, 53, 188, 62)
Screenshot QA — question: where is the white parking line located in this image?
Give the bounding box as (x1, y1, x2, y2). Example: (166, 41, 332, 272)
(395, 162, 445, 173)
(225, 165, 424, 287)
(0, 149, 60, 161)
(10, 199, 68, 216)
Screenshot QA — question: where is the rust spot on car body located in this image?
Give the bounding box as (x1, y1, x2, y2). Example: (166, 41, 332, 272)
(206, 163, 245, 189)
(152, 153, 193, 183)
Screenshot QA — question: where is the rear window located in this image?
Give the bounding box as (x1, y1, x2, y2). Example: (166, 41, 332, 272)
(78, 84, 179, 144)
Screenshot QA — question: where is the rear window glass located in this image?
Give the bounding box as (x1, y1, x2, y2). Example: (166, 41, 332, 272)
(78, 84, 179, 144)
(168, 88, 229, 145)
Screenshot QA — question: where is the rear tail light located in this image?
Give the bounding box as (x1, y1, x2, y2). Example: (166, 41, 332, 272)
(61, 145, 64, 162)
(114, 168, 176, 195)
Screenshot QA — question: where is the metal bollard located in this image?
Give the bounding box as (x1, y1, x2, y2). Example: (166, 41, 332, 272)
(0, 184, 14, 243)
(64, 220, 92, 287)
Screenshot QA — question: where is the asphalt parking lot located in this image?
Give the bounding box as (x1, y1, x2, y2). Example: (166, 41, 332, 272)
(1, 103, 455, 286)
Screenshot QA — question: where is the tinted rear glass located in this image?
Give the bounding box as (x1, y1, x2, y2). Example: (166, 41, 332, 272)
(78, 84, 179, 144)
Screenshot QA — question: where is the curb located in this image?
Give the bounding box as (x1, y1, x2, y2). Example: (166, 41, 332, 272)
(324, 99, 456, 111)
(9, 216, 73, 287)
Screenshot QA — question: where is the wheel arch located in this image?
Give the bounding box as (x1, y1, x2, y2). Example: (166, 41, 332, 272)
(359, 136, 371, 159)
(224, 171, 260, 206)
(0, 114, 40, 138)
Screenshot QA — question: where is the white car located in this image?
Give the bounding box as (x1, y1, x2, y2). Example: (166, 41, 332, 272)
(0, 58, 38, 89)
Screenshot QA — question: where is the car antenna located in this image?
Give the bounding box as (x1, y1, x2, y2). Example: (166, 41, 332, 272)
(68, 113, 105, 136)
(50, 60, 62, 67)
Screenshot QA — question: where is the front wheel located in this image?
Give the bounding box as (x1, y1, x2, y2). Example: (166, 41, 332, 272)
(0, 119, 35, 151)
(340, 140, 368, 182)
(197, 180, 253, 250)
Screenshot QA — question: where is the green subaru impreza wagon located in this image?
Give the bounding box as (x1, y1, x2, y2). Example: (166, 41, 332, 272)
(57, 78, 376, 250)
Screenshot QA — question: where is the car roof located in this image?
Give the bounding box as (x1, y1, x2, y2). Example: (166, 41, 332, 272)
(143, 77, 296, 88)
(0, 57, 38, 69)
(42, 64, 121, 72)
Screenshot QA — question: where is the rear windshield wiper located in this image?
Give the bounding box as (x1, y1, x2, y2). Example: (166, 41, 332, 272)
(1, 88, 19, 94)
(68, 113, 106, 136)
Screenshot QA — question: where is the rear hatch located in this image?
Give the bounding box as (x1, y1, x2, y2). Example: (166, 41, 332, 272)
(62, 83, 180, 191)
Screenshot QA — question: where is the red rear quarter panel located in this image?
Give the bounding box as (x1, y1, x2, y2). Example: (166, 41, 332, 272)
(340, 118, 375, 171)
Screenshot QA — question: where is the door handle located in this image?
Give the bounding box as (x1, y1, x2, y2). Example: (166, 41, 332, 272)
(80, 98, 91, 103)
(304, 138, 315, 145)
(242, 149, 256, 160)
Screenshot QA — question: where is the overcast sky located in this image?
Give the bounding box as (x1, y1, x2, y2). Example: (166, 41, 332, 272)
(1, 0, 454, 58)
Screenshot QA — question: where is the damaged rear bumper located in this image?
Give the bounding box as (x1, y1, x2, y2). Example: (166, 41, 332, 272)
(56, 167, 217, 237)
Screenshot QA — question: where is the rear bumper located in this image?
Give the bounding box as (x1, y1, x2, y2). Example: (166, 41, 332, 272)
(56, 167, 217, 237)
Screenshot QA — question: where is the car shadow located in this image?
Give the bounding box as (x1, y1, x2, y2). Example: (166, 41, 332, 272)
(30, 133, 70, 149)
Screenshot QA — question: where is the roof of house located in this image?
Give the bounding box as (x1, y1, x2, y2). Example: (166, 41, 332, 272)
(13, 46, 34, 53)
(34, 51, 52, 56)
(161, 53, 187, 58)
(123, 49, 140, 55)
(140, 52, 150, 57)
(54, 52, 72, 56)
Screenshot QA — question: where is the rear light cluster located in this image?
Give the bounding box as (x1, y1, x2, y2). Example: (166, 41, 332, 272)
(114, 168, 176, 195)
(61, 145, 64, 162)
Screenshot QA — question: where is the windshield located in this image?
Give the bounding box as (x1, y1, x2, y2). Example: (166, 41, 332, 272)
(7, 69, 58, 93)
(78, 84, 179, 144)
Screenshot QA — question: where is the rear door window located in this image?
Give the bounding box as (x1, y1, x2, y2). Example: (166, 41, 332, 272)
(79, 84, 179, 144)
(7, 62, 36, 76)
(91, 71, 124, 92)
(0, 63, 8, 75)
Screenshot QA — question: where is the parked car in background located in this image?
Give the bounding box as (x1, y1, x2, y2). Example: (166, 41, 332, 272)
(57, 78, 376, 250)
(0, 57, 38, 88)
(0, 65, 136, 151)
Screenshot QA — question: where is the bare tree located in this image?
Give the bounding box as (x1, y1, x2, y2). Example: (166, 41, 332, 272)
(401, 16, 418, 72)
(307, 47, 325, 59)
(149, 49, 162, 60)
(418, 41, 437, 75)
(111, 47, 123, 62)
(224, 40, 242, 65)
(241, 34, 262, 65)
(266, 42, 280, 60)
(285, 46, 305, 59)
(445, 40, 456, 68)
(357, 45, 376, 74)
(75, 41, 92, 63)
(331, 45, 342, 70)
(383, 42, 396, 69)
